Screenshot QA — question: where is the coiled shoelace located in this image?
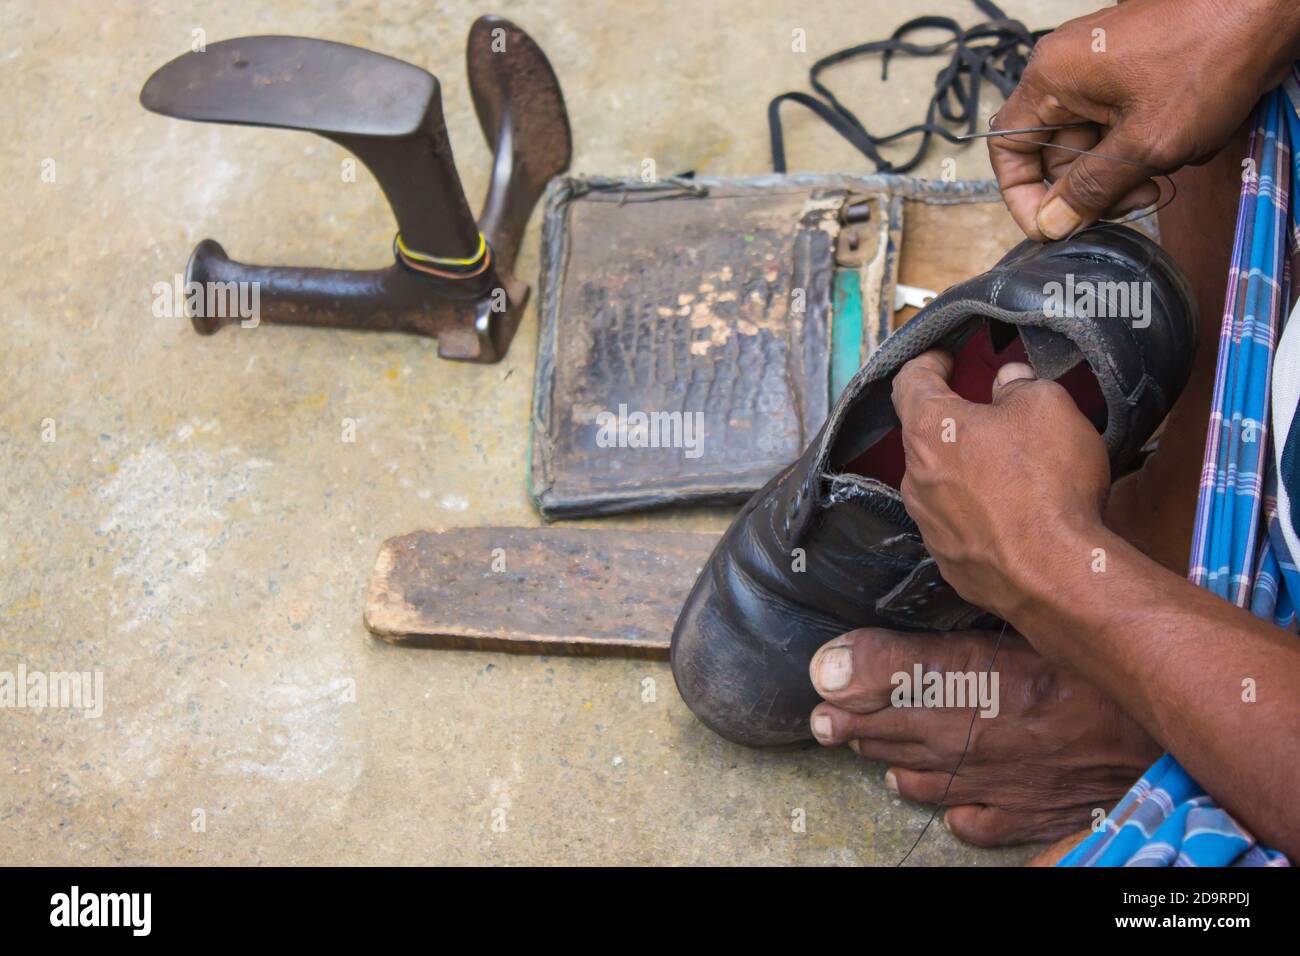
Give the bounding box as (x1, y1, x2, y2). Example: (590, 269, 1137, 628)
(768, 0, 1046, 173)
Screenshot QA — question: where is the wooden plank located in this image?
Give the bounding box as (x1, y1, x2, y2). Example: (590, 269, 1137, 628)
(364, 527, 722, 659)
(531, 178, 841, 519)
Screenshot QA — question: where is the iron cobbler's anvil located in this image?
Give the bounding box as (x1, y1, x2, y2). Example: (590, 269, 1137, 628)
(140, 15, 571, 362)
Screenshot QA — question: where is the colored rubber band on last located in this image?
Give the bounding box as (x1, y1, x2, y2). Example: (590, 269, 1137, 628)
(394, 232, 493, 279)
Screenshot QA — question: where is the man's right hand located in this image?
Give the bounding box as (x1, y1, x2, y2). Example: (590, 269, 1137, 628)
(990, 0, 1300, 240)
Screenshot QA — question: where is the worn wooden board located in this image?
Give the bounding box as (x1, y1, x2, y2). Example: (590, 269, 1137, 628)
(531, 176, 844, 519)
(364, 527, 722, 659)
(530, 173, 1029, 519)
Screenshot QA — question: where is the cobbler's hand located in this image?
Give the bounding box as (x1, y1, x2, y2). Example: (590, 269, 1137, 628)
(991, 0, 1300, 240)
(890, 350, 1109, 621)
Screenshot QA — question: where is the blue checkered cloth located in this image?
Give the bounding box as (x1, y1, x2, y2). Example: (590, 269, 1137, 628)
(1060, 73, 1300, 868)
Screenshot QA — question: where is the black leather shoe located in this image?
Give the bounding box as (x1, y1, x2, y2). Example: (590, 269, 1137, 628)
(670, 224, 1197, 747)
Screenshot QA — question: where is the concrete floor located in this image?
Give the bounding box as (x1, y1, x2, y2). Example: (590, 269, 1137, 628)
(0, 0, 1099, 865)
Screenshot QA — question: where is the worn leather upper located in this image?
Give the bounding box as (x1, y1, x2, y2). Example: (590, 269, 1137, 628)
(671, 224, 1198, 748)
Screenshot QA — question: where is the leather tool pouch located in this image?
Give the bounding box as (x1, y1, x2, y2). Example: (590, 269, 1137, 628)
(529, 173, 1030, 519)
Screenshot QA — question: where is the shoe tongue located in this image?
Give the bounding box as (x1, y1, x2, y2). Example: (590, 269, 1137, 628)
(1018, 324, 1086, 380)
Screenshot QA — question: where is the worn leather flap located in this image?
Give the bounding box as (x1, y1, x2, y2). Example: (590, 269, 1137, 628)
(1020, 323, 1087, 380)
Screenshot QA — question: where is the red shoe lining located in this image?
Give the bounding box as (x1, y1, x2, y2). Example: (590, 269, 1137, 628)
(843, 323, 1106, 488)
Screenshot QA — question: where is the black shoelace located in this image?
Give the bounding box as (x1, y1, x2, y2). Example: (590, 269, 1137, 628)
(768, 0, 1048, 173)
